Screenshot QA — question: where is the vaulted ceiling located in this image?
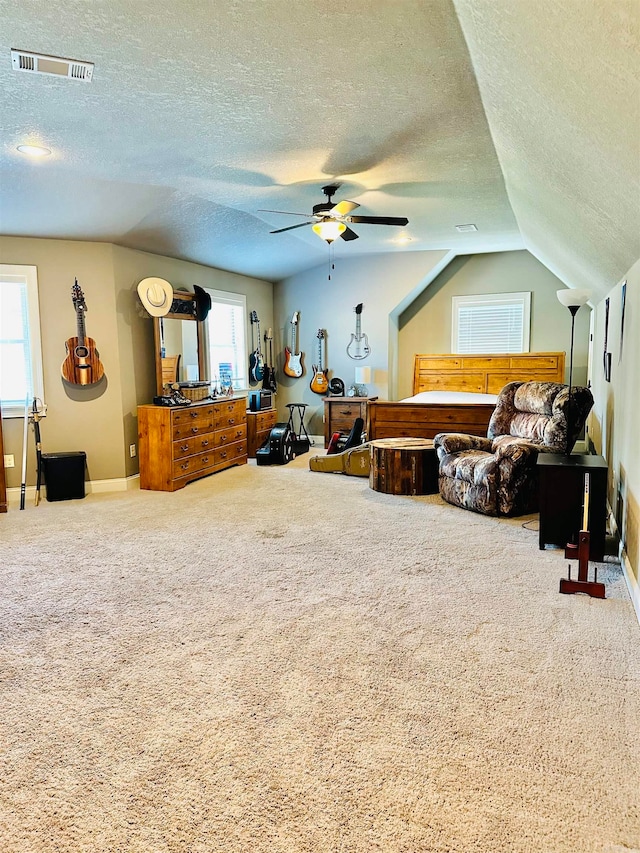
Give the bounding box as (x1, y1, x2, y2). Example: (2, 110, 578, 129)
(1, 1, 638, 300)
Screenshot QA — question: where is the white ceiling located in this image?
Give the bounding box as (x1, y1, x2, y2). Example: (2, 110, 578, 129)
(1, 1, 638, 299)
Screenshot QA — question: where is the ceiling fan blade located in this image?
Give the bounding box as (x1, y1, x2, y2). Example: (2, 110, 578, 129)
(259, 209, 314, 218)
(331, 199, 360, 216)
(270, 222, 312, 234)
(348, 215, 409, 226)
(340, 226, 359, 241)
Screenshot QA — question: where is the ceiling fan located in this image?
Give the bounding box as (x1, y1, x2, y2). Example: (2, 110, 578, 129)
(259, 184, 409, 243)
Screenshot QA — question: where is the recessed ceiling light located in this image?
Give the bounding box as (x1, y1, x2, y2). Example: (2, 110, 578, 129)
(394, 234, 413, 244)
(456, 223, 478, 232)
(16, 144, 51, 157)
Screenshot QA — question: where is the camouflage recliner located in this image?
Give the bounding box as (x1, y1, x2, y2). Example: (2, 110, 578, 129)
(433, 381, 594, 517)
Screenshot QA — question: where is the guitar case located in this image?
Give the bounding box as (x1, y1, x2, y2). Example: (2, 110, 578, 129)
(256, 423, 295, 466)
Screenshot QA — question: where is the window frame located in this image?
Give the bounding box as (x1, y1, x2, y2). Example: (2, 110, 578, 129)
(0, 264, 45, 418)
(203, 288, 248, 393)
(451, 291, 531, 354)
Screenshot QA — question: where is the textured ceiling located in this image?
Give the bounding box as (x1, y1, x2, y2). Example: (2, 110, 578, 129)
(0, 0, 638, 296)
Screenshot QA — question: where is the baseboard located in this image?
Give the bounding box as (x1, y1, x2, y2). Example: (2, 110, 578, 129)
(6, 474, 140, 506)
(620, 545, 640, 625)
(607, 501, 640, 626)
(87, 474, 140, 493)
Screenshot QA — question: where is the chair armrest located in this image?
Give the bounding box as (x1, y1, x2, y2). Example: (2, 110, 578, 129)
(434, 433, 492, 455)
(492, 437, 542, 463)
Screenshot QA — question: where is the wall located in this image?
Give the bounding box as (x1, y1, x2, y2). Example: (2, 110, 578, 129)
(0, 237, 273, 487)
(274, 248, 582, 436)
(589, 257, 639, 604)
(397, 251, 591, 399)
(110, 245, 273, 478)
(1, 238, 125, 487)
(274, 250, 450, 435)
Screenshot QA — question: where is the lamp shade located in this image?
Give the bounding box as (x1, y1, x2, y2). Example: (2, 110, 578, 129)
(354, 366, 371, 384)
(557, 288, 591, 308)
(312, 220, 346, 243)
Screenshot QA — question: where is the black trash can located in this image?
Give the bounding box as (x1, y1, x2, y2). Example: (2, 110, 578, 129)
(41, 452, 87, 501)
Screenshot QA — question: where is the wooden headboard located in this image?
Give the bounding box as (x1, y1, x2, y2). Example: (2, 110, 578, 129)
(413, 352, 566, 395)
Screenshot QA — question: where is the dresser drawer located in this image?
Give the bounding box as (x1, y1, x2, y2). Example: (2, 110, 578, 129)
(215, 423, 247, 447)
(172, 450, 216, 479)
(329, 401, 363, 420)
(214, 439, 247, 466)
(253, 409, 277, 431)
(215, 398, 246, 426)
(172, 405, 215, 428)
(172, 433, 215, 461)
(172, 407, 216, 441)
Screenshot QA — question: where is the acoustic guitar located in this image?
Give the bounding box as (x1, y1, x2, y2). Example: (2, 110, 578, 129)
(310, 329, 329, 395)
(283, 311, 304, 378)
(61, 280, 105, 385)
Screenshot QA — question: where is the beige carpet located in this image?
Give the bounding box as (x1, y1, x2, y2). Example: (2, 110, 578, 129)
(1, 451, 639, 853)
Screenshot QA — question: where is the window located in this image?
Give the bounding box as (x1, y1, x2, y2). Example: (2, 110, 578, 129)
(0, 265, 45, 417)
(452, 292, 531, 353)
(204, 289, 248, 392)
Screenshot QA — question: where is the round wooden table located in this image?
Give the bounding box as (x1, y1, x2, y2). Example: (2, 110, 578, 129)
(369, 437, 439, 496)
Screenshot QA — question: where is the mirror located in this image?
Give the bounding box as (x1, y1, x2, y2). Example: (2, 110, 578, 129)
(153, 292, 207, 395)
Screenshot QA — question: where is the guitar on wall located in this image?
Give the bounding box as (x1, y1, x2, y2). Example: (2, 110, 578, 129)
(310, 329, 329, 395)
(263, 328, 278, 392)
(61, 280, 105, 385)
(249, 310, 265, 383)
(346, 302, 371, 360)
(283, 311, 304, 378)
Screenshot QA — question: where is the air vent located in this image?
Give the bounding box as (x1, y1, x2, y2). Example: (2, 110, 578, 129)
(11, 49, 94, 82)
(456, 224, 478, 232)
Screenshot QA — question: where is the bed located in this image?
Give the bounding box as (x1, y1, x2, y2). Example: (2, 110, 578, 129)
(368, 352, 566, 440)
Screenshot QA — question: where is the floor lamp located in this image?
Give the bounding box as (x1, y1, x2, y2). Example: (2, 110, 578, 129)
(556, 288, 591, 455)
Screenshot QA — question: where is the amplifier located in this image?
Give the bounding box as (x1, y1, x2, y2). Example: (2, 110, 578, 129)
(249, 390, 273, 412)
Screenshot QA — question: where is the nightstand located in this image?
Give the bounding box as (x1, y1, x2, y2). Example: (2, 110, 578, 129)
(246, 408, 278, 457)
(537, 453, 608, 561)
(323, 395, 378, 449)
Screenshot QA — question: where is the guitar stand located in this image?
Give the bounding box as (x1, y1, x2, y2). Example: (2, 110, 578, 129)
(286, 403, 312, 455)
(559, 530, 606, 599)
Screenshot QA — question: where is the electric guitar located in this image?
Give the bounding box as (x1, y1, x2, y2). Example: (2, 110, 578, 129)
(346, 303, 371, 360)
(310, 329, 329, 395)
(263, 328, 278, 392)
(283, 311, 304, 378)
(249, 310, 265, 383)
(61, 280, 105, 385)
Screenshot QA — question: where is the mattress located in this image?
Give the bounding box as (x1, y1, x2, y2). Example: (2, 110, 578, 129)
(400, 390, 498, 404)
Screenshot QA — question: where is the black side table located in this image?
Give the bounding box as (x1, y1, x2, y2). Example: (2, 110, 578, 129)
(537, 453, 608, 561)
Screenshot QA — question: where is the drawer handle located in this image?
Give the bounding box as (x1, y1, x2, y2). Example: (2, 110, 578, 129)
(228, 418, 235, 425)
(191, 426, 199, 434)
(180, 462, 189, 470)
(220, 451, 227, 458)
(339, 409, 353, 415)
(189, 411, 198, 418)
(201, 456, 209, 464)
(220, 434, 227, 442)
(180, 444, 189, 452)
(201, 439, 210, 447)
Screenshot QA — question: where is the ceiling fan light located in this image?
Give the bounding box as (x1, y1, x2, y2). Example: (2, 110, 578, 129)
(312, 220, 346, 243)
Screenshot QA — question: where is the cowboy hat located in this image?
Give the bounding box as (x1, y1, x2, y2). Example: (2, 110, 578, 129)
(193, 285, 212, 322)
(137, 277, 174, 317)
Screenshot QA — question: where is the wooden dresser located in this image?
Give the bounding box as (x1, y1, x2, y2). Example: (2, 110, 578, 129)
(323, 396, 378, 448)
(246, 408, 278, 457)
(138, 397, 247, 491)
